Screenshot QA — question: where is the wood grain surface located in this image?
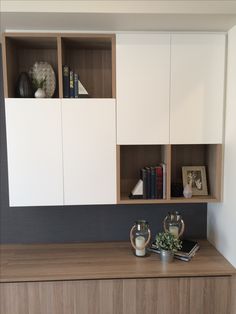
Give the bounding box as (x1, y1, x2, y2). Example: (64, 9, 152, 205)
(0, 277, 232, 314)
(0, 240, 235, 283)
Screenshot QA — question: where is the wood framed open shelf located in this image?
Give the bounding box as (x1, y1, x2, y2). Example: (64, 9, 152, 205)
(60, 35, 115, 98)
(117, 144, 222, 204)
(2, 34, 59, 98)
(2, 33, 116, 99)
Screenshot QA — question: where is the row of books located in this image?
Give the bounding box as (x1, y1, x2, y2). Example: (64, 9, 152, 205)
(149, 239, 200, 262)
(63, 65, 88, 98)
(141, 164, 166, 199)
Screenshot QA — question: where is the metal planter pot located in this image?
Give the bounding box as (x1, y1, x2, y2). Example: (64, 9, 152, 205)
(160, 249, 174, 263)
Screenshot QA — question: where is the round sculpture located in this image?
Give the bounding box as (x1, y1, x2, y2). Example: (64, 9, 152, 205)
(29, 62, 56, 98)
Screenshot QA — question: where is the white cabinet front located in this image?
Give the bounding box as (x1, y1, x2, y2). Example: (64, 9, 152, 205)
(116, 34, 170, 144)
(170, 34, 225, 144)
(62, 99, 116, 205)
(5, 99, 64, 206)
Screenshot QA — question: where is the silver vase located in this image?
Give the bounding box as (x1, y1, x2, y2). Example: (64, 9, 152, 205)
(160, 249, 174, 263)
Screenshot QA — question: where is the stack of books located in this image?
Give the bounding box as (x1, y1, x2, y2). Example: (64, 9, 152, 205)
(141, 163, 166, 199)
(63, 65, 89, 98)
(149, 239, 200, 262)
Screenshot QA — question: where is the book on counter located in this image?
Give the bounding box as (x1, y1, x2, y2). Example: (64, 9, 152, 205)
(149, 239, 200, 262)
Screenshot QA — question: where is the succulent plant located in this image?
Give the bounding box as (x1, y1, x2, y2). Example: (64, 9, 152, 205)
(155, 232, 182, 252)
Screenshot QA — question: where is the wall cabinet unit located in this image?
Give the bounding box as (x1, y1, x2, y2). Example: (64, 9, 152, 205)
(5, 99, 64, 206)
(2, 32, 225, 206)
(62, 99, 116, 205)
(116, 34, 170, 144)
(170, 34, 226, 144)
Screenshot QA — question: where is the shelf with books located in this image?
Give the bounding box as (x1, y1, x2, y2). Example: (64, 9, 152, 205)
(170, 144, 222, 202)
(117, 145, 171, 203)
(117, 144, 222, 204)
(2, 34, 60, 98)
(60, 35, 116, 99)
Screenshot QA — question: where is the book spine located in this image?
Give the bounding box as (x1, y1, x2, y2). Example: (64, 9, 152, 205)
(156, 166, 163, 199)
(161, 163, 166, 199)
(74, 73, 78, 98)
(141, 168, 147, 199)
(63, 65, 70, 98)
(69, 70, 74, 98)
(150, 167, 157, 199)
(146, 167, 151, 199)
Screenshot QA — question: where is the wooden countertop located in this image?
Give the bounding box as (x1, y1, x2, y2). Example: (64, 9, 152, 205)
(0, 240, 235, 283)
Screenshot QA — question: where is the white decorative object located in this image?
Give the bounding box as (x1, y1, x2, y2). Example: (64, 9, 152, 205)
(183, 183, 193, 199)
(78, 80, 88, 95)
(35, 88, 46, 98)
(29, 62, 56, 98)
(135, 236, 146, 257)
(130, 179, 143, 198)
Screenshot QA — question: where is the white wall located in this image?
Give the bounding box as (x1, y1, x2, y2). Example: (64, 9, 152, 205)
(208, 25, 236, 268)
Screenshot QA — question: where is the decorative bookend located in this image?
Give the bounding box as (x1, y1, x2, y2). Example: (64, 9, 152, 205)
(129, 179, 143, 199)
(78, 80, 89, 96)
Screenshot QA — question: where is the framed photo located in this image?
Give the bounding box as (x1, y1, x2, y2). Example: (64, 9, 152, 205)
(182, 166, 208, 196)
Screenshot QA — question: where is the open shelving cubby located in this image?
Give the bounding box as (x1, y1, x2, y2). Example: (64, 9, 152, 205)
(3, 34, 60, 98)
(170, 144, 222, 203)
(117, 145, 171, 204)
(117, 144, 222, 204)
(2, 33, 116, 99)
(60, 34, 116, 98)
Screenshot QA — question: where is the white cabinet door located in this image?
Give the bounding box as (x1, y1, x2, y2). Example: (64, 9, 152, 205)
(116, 34, 170, 144)
(5, 99, 63, 206)
(170, 34, 225, 144)
(62, 99, 116, 205)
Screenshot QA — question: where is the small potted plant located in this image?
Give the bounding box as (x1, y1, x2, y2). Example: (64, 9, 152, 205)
(32, 76, 46, 98)
(155, 231, 182, 263)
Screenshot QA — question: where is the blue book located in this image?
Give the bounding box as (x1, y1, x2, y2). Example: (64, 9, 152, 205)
(63, 65, 70, 98)
(74, 73, 78, 98)
(69, 70, 74, 98)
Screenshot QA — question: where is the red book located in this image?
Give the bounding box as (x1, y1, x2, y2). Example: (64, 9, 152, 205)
(156, 166, 163, 199)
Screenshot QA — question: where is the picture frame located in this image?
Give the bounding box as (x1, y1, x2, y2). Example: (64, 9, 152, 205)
(182, 166, 208, 196)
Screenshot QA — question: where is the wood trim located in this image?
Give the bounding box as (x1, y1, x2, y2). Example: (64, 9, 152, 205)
(118, 195, 218, 204)
(215, 144, 223, 201)
(57, 36, 63, 98)
(3, 32, 61, 38)
(111, 34, 116, 98)
(165, 144, 171, 199)
(231, 276, 236, 314)
(2, 35, 8, 98)
(116, 145, 121, 203)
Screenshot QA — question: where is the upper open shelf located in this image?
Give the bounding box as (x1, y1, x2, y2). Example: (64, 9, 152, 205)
(2, 33, 116, 99)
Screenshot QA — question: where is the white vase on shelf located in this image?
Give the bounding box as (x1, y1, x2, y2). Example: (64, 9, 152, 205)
(35, 88, 46, 98)
(183, 183, 193, 199)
